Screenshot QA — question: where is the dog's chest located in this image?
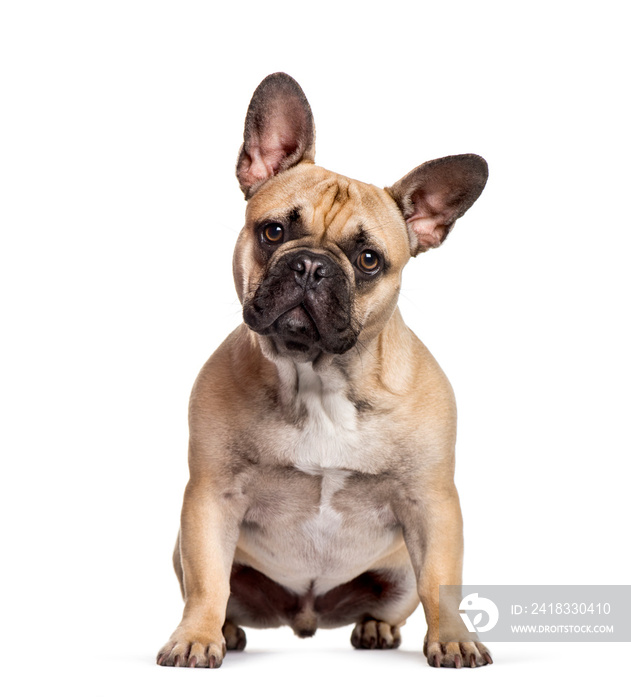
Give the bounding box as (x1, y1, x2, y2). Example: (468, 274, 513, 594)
(279, 362, 366, 473)
(238, 365, 401, 593)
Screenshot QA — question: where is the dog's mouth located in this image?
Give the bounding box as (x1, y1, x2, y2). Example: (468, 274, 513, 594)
(271, 304, 320, 356)
(248, 301, 322, 359)
(250, 299, 358, 359)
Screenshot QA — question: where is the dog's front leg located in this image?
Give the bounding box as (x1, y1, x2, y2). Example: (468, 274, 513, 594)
(157, 477, 242, 668)
(397, 483, 492, 668)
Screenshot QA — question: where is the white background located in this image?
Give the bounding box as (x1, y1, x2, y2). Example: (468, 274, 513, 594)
(1, 1, 629, 698)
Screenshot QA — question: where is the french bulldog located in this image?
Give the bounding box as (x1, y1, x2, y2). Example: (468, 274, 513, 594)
(157, 72, 491, 669)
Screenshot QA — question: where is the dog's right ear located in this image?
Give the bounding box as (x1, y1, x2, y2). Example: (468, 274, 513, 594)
(236, 73, 316, 199)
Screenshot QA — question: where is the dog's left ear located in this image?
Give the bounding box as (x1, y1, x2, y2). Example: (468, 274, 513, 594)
(236, 73, 316, 199)
(387, 154, 488, 256)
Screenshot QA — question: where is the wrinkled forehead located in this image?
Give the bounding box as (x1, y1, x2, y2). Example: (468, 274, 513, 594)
(245, 164, 411, 263)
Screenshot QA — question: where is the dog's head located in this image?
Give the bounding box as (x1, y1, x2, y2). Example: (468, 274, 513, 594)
(233, 73, 487, 363)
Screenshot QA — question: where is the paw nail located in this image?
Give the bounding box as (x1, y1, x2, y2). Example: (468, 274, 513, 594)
(454, 654, 462, 669)
(483, 652, 493, 665)
(470, 654, 477, 668)
(188, 656, 197, 668)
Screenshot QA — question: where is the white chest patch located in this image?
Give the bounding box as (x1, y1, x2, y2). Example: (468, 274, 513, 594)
(286, 362, 360, 473)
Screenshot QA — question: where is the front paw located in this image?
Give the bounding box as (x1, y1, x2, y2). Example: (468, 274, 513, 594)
(425, 640, 493, 668)
(157, 629, 226, 668)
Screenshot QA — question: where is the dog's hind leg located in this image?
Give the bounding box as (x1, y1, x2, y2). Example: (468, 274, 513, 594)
(315, 561, 419, 650)
(350, 619, 402, 649)
(223, 620, 247, 651)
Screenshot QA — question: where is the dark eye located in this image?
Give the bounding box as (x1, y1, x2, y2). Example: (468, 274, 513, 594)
(262, 223, 284, 244)
(356, 250, 381, 274)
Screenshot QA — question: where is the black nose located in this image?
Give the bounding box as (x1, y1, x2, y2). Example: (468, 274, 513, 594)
(287, 251, 335, 287)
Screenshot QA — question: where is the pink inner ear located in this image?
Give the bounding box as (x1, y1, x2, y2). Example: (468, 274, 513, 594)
(241, 145, 276, 185)
(406, 189, 453, 251)
(243, 131, 292, 185)
(239, 100, 307, 191)
(407, 216, 447, 251)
